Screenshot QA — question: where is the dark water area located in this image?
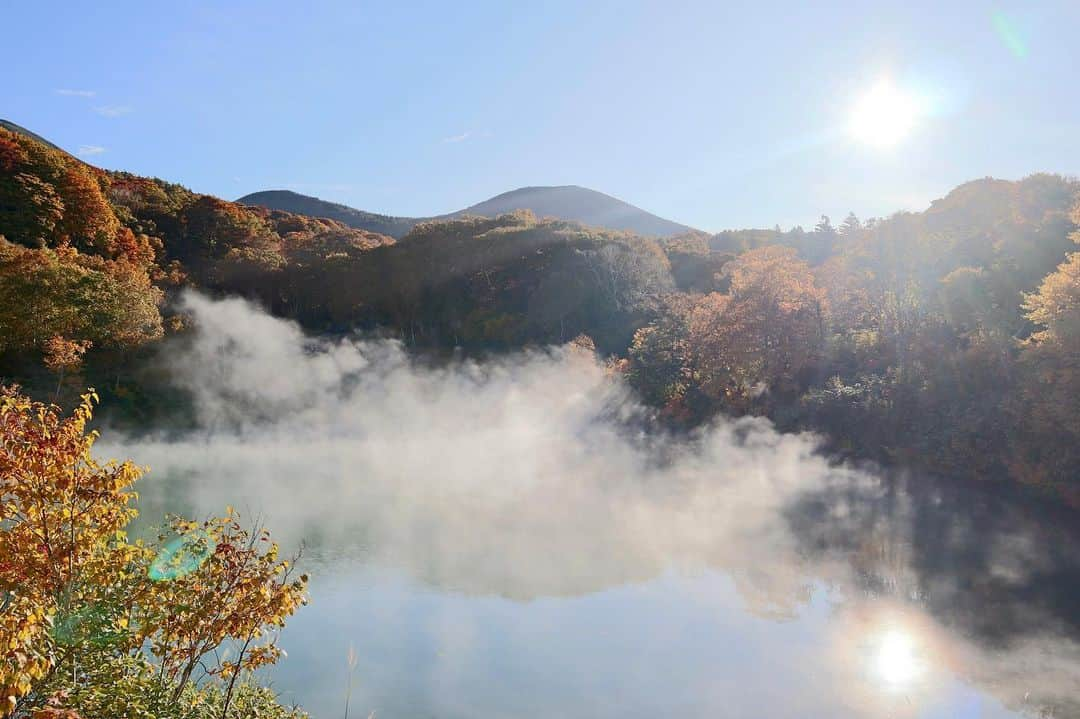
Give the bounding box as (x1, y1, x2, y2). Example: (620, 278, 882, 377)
(790, 472, 1080, 651)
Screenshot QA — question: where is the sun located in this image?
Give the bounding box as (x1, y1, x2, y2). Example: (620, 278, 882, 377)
(849, 79, 924, 148)
(873, 629, 922, 687)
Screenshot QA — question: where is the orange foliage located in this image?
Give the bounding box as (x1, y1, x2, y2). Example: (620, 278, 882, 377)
(0, 135, 28, 173)
(56, 166, 119, 254)
(41, 337, 92, 374)
(688, 246, 826, 407)
(0, 239, 163, 353)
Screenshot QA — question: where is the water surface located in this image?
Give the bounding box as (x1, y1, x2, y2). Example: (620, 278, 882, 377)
(109, 293, 1080, 718)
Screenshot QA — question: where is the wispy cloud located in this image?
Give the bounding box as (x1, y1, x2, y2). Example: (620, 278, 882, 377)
(93, 105, 132, 117)
(55, 88, 96, 97)
(77, 145, 106, 157)
(442, 131, 471, 144)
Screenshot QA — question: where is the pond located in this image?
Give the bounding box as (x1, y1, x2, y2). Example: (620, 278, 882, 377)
(103, 294, 1080, 718)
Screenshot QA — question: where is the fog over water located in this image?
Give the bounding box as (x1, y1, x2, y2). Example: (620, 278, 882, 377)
(102, 292, 1080, 718)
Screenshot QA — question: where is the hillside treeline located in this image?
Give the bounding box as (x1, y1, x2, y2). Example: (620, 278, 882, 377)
(634, 176, 1080, 500)
(1, 125, 1078, 501)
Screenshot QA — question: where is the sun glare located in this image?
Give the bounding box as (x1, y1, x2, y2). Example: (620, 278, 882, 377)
(849, 80, 924, 148)
(873, 629, 922, 687)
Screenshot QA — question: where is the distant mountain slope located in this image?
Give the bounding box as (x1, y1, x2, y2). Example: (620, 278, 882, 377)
(237, 185, 693, 238)
(456, 186, 693, 237)
(237, 190, 420, 238)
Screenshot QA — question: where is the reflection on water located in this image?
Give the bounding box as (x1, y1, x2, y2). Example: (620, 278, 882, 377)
(103, 293, 1080, 718)
(831, 603, 945, 709)
(123, 461, 1080, 718)
(264, 565, 1025, 719)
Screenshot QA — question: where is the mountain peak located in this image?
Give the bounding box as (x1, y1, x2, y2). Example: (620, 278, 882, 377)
(458, 185, 691, 236)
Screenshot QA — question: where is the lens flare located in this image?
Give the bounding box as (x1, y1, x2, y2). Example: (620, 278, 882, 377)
(992, 11, 1028, 59)
(149, 529, 216, 581)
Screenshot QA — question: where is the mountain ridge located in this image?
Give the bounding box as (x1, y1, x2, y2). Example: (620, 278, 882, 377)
(0, 118, 72, 155)
(238, 185, 695, 238)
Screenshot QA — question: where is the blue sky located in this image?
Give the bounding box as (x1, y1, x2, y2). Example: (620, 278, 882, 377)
(5, 1, 1078, 231)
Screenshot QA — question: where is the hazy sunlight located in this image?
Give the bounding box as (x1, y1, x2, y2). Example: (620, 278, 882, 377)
(849, 79, 925, 148)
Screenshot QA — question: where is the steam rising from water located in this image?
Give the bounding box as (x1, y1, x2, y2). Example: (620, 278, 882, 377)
(102, 291, 1080, 718)
(122, 292, 863, 602)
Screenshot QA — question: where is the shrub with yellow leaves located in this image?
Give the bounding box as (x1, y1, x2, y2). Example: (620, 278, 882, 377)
(0, 387, 308, 718)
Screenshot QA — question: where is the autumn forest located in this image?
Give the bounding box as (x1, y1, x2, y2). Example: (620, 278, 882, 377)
(2, 123, 1077, 499)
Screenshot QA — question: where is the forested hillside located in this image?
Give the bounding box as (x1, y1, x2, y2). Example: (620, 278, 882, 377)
(632, 175, 1080, 498)
(0, 123, 391, 381)
(2, 122, 1078, 502)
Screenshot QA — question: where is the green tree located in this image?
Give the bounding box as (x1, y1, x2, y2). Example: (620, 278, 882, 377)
(839, 212, 861, 236)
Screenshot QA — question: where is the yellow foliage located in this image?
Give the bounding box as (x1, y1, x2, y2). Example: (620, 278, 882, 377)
(0, 388, 308, 716)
